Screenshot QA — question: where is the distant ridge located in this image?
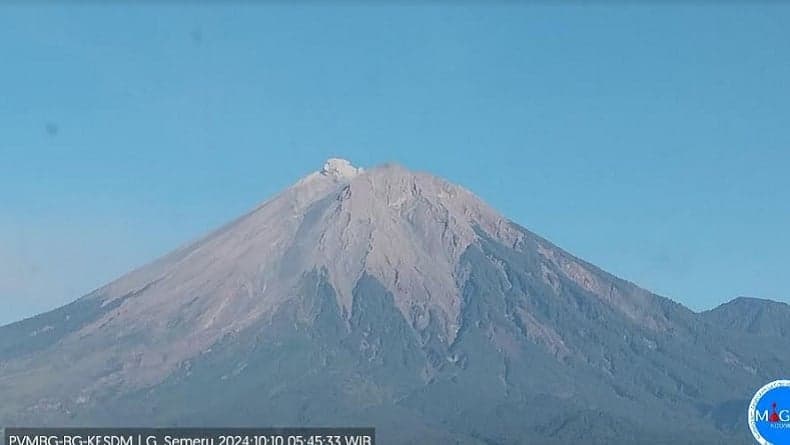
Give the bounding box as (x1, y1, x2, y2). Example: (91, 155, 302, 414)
(703, 296, 790, 338)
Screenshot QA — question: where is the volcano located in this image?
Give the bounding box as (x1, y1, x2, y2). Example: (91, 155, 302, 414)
(1, 159, 787, 444)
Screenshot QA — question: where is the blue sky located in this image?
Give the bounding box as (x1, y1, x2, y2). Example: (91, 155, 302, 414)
(1, 3, 789, 325)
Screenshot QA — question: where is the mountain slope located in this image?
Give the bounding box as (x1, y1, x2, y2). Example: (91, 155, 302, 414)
(0, 159, 784, 444)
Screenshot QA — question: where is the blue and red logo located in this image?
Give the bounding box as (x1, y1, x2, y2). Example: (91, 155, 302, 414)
(749, 380, 790, 444)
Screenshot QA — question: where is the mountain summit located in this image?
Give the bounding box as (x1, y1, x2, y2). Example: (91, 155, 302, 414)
(0, 160, 785, 444)
(320, 158, 363, 179)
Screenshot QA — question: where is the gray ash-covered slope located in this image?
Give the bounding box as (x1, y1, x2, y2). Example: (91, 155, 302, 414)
(0, 159, 786, 444)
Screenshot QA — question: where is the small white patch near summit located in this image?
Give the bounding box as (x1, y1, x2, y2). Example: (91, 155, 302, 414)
(321, 158, 363, 179)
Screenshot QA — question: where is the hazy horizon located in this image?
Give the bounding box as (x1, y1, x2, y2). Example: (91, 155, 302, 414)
(2, 3, 789, 325)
